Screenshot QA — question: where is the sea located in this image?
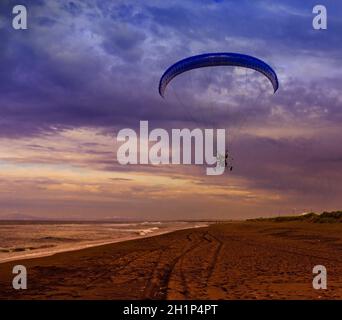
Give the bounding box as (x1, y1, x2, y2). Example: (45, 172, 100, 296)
(0, 221, 208, 263)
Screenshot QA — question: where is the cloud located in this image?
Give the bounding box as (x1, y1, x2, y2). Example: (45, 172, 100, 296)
(1, 0, 341, 136)
(0, 0, 341, 218)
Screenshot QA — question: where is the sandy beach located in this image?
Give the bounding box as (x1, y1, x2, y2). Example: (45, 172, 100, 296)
(0, 221, 341, 300)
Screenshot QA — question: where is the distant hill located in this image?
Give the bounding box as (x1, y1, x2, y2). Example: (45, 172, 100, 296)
(248, 211, 342, 223)
(0, 213, 49, 221)
(0, 213, 148, 223)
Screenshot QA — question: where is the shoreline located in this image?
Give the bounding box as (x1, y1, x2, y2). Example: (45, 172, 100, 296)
(0, 223, 208, 265)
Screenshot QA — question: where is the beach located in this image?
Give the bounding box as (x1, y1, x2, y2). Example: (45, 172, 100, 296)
(0, 221, 341, 300)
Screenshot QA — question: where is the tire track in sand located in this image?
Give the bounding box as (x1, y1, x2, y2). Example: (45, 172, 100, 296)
(144, 232, 205, 299)
(165, 231, 224, 299)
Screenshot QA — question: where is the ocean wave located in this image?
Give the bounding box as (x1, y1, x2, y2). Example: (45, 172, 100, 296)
(138, 227, 159, 236)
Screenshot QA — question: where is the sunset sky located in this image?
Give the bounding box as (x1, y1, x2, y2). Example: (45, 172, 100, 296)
(0, 0, 341, 220)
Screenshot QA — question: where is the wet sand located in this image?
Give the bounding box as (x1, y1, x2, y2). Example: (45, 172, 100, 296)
(0, 221, 341, 300)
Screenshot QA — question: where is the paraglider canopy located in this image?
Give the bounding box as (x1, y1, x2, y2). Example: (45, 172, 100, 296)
(159, 52, 279, 98)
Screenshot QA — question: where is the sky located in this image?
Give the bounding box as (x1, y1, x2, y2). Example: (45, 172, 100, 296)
(0, 0, 341, 220)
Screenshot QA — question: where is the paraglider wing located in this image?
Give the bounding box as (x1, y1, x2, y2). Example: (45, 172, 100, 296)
(158, 53, 279, 97)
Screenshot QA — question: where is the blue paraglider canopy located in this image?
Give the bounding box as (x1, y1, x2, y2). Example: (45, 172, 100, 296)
(159, 52, 279, 98)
